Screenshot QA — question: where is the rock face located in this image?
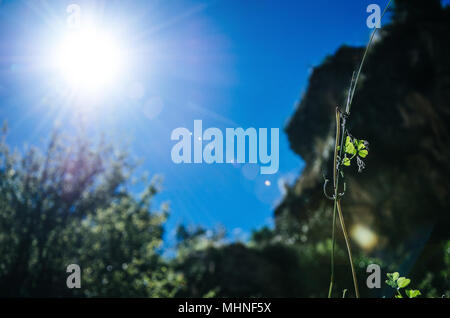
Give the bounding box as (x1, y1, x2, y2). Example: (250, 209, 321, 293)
(276, 0, 450, 258)
(172, 1, 450, 298)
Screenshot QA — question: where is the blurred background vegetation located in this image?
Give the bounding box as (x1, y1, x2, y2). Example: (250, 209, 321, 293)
(0, 0, 449, 297)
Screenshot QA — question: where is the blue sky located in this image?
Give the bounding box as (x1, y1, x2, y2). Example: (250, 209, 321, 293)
(1, 0, 446, 248)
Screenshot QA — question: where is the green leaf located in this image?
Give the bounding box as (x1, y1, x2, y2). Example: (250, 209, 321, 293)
(387, 272, 399, 282)
(357, 140, 366, 150)
(345, 136, 357, 155)
(342, 157, 351, 166)
(358, 149, 368, 158)
(392, 272, 399, 281)
(405, 289, 421, 298)
(395, 294, 403, 298)
(385, 279, 397, 288)
(397, 277, 411, 289)
(385, 272, 400, 289)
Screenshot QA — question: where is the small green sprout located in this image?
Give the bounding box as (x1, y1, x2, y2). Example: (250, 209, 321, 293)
(385, 272, 422, 298)
(405, 289, 422, 298)
(340, 136, 369, 172)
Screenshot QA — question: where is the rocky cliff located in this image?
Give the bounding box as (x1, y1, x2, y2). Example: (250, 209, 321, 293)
(276, 0, 450, 269)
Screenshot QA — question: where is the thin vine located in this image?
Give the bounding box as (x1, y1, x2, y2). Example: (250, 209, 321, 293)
(324, 0, 393, 298)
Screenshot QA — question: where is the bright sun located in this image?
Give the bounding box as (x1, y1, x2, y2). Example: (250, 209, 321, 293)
(56, 28, 123, 92)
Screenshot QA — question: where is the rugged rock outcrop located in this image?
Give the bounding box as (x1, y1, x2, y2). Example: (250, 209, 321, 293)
(276, 0, 450, 263)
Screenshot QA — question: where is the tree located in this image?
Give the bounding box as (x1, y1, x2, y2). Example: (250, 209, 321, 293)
(0, 126, 183, 297)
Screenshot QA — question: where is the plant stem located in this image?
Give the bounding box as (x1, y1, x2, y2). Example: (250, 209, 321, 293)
(342, 289, 348, 298)
(327, 0, 392, 299)
(328, 199, 338, 298)
(348, 0, 393, 112)
(337, 200, 360, 298)
(328, 109, 341, 298)
(329, 108, 360, 298)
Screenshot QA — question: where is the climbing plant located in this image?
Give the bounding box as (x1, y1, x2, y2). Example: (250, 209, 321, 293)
(323, 0, 393, 298)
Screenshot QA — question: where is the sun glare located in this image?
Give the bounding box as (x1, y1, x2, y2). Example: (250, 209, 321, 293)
(56, 28, 123, 92)
(350, 224, 378, 251)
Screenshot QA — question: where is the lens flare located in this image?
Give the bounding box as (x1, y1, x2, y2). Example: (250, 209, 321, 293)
(350, 224, 378, 251)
